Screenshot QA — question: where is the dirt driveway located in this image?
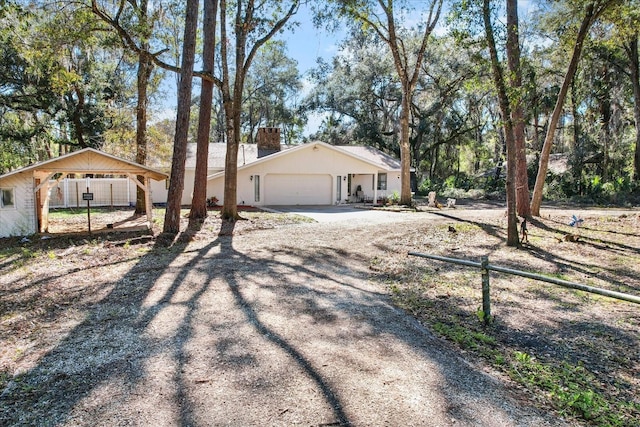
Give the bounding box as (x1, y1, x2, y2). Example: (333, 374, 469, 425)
(0, 207, 571, 426)
(263, 205, 416, 224)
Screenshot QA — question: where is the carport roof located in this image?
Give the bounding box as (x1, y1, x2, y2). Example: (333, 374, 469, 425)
(0, 148, 168, 182)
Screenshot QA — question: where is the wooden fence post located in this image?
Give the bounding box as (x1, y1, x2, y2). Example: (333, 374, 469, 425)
(481, 256, 492, 325)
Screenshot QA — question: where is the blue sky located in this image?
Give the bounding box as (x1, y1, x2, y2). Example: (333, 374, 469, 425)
(155, 5, 344, 136)
(277, 6, 344, 75)
(275, 6, 347, 136)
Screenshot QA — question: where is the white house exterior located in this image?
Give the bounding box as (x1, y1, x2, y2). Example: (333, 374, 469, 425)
(149, 142, 290, 206)
(0, 170, 36, 237)
(0, 148, 168, 238)
(206, 140, 406, 206)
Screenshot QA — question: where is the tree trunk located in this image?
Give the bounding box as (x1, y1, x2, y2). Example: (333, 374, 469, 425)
(399, 94, 412, 204)
(218, 0, 299, 221)
(163, 0, 199, 234)
(362, 0, 443, 206)
(626, 35, 640, 181)
(530, 3, 598, 216)
(190, 0, 218, 221)
(135, 49, 153, 215)
(220, 0, 245, 221)
(530, 70, 542, 153)
(221, 91, 241, 220)
(70, 87, 86, 148)
(483, 0, 519, 246)
(598, 70, 611, 182)
(506, 0, 530, 218)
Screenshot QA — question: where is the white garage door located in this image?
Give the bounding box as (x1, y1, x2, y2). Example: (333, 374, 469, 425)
(265, 174, 332, 205)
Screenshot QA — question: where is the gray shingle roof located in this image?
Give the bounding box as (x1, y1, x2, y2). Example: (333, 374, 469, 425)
(186, 143, 288, 169)
(336, 145, 402, 170)
(185, 142, 401, 171)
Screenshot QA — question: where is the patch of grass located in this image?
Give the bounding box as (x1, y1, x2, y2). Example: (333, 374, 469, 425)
(444, 223, 481, 233)
(383, 235, 640, 427)
(432, 322, 497, 355)
(508, 352, 638, 426)
(49, 207, 121, 218)
(394, 280, 640, 425)
(255, 212, 316, 223)
(384, 268, 640, 427)
(21, 247, 39, 259)
(3, 246, 44, 270)
(0, 368, 10, 390)
(0, 246, 19, 259)
(390, 285, 433, 316)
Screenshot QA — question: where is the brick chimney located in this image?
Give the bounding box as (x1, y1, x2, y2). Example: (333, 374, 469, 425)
(257, 127, 281, 158)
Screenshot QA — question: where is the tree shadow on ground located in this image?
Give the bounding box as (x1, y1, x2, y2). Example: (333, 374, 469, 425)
(418, 210, 639, 294)
(521, 242, 640, 293)
(427, 210, 506, 240)
(388, 278, 640, 425)
(1, 220, 355, 425)
(527, 217, 640, 256)
(1, 217, 559, 426)
(544, 214, 638, 238)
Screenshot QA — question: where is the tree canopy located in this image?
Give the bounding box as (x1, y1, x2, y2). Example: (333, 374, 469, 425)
(2, 0, 640, 228)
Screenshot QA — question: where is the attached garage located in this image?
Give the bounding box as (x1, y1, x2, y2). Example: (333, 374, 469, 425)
(264, 174, 332, 205)
(206, 140, 407, 207)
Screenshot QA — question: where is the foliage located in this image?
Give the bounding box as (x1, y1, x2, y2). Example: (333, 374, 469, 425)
(304, 1, 639, 206)
(389, 190, 400, 204)
(507, 352, 637, 425)
(0, 2, 137, 171)
(2, 1, 640, 207)
(304, 32, 400, 151)
(242, 40, 305, 144)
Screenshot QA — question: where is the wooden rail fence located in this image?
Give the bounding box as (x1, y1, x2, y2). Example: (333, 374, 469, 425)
(408, 252, 640, 325)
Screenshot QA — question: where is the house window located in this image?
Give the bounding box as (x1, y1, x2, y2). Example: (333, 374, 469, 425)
(254, 175, 260, 202)
(0, 187, 15, 209)
(377, 173, 387, 191)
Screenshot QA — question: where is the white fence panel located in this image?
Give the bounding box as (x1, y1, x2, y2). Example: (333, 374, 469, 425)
(49, 178, 135, 208)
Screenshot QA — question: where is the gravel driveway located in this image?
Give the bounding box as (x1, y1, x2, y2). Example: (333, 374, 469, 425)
(263, 205, 414, 224)
(1, 210, 565, 426)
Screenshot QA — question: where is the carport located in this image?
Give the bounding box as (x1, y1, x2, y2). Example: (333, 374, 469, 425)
(0, 148, 167, 237)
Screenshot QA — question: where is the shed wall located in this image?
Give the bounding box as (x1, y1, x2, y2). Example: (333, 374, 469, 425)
(0, 172, 36, 237)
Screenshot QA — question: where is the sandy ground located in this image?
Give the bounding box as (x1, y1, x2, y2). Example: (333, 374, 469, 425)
(0, 206, 576, 426)
(2, 204, 638, 426)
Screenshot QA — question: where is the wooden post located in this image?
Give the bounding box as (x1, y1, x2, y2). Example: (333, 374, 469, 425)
(86, 186, 92, 235)
(144, 176, 153, 227)
(110, 183, 113, 209)
(481, 256, 492, 325)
